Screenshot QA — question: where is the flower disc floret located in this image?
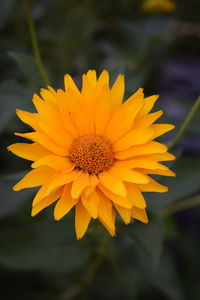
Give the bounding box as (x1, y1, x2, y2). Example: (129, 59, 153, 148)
(70, 135, 114, 175)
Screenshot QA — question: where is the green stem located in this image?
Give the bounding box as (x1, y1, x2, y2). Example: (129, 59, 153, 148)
(24, 0, 50, 86)
(168, 95, 200, 150)
(160, 194, 200, 218)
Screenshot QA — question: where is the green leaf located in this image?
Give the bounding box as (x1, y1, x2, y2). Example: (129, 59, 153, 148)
(149, 158, 200, 214)
(126, 217, 164, 265)
(0, 214, 90, 273)
(134, 253, 184, 300)
(0, 80, 32, 133)
(0, 176, 33, 218)
(8, 51, 43, 84)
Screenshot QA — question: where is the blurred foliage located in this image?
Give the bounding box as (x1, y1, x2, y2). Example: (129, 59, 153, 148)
(0, 0, 200, 299)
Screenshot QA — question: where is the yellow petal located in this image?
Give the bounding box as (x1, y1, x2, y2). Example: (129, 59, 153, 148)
(57, 89, 80, 138)
(113, 127, 154, 152)
(31, 188, 62, 217)
(110, 74, 124, 112)
(33, 94, 61, 127)
(99, 171, 127, 198)
(15, 132, 69, 156)
(97, 191, 116, 234)
(137, 95, 159, 117)
(16, 109, 39, 131)
(36, 115, 74, 149)
(125, 182, 146, 209)
(47, 171, 78, 194)
(7, 143, 51, 161)
(65, 88, 91, 135)
(131, 207, 148, 223)
(54, 184, 78, 220)
(114, 141, 167, 160)
(151, 124, 175, 139)
(138, 167, 176, 177)
(13, 167, 57, 191)
(109, 167, 149, 184)
(114, 158, 167, 170)
(71, 171, 90, 199)
(114, 204, 131, 224)
(137, 177, 168, 193)
(105, 90, 144, 143)
(40, 88, 58, 108)
(98, 184, 133, 208)
(94, 84, 111, 135)
(32, 155, 74, 172)
(32, 180, 54, 206)
(86, 70, 97, 87)
(146, 152, 176, 161)
(75, 202, 91, 239)
(134, 110, 163, 128)
(81, 189, 100, 219)
(97, 70, 109, 89)
(64, 74, 81, 96)
(83, 175, 99, 199)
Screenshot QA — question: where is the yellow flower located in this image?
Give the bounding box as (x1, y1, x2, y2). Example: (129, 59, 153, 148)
(142, 0, 176, 14)
(8, 70, 175, 239)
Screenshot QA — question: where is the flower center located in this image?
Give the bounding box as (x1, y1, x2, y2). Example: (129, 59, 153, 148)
(70, 135, 114, 175)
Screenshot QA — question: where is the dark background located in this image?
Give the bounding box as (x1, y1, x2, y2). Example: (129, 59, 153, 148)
(0, 0, 200, 299)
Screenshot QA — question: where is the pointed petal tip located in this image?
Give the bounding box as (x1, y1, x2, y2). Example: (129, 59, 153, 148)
(13, 184, 19, 191)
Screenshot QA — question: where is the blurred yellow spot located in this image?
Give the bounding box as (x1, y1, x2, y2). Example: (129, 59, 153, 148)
(142, 0, 176, 14)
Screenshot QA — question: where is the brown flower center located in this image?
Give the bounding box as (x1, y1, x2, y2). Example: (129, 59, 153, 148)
(70, 135, 114, 175)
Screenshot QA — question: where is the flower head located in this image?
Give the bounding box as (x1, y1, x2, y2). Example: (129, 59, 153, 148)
(141, 0, 176, 14)
(8, 70, 175, 239)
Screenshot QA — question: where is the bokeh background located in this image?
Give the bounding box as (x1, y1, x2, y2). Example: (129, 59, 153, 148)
(0, 0, 200, 299)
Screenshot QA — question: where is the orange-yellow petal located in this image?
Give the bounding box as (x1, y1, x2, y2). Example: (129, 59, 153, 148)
(134, 110, 163, 128)
(47, 171, 78, 194)
(16, 109, 39, 131)
(137, 177, 168, 193)
(125, 183, 146, 209)
(81, 189, 100, 219)
(64, 74, 81, 96)
(114, 158, 167, 170)
(131, 207, 148, 223)
(151, 124, 175, 139)
(94, 84, 111, 135)
(113, 127, 154, 151)
(114, 204, 131, 224)
(31, 155, 74, 172)
(114, 141, 167, 160)
(98, 184, 133, 208)
(54, 184, 79, 220)
(40, 88, 58, 108)
(31, 188, 62, 217)
(99, 171, 127, 198)
(15, 132, 69, 156)
(146, 152, 176, 161)
(137, 95, 159, 117)
(57, 89, 80, 138)
(7, 143, 51, 161)
(86, 70, 97, 87)
(97, 70, 109, 89)
(109, 167, 149, 184)
(75, 202, 91, 239)
(36, 115, 74, 149)
(97, 191, 116, 235)
(71, 171, 90, 199)
(32, 180, 54, 206)
(138, 167, 176, 177)
(110, 74, 124, 112)
(13, 167, 57, 191)
(105, 90, 144, 143)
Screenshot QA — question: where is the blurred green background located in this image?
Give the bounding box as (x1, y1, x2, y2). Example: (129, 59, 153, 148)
(0, 0, 200, 299)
